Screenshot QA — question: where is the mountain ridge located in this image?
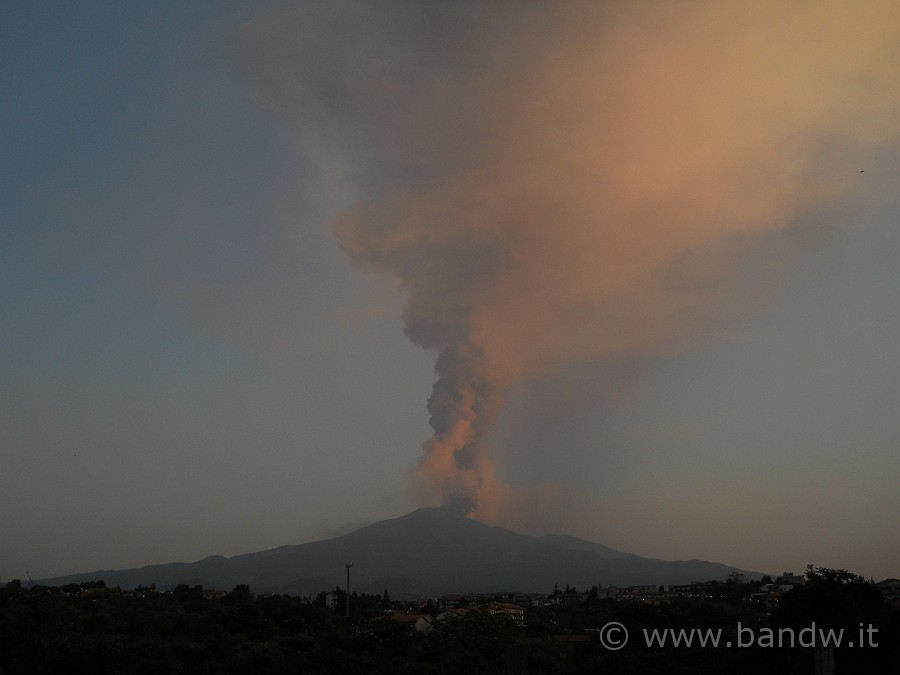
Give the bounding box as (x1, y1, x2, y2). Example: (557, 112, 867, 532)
(37, 507, 760, 597)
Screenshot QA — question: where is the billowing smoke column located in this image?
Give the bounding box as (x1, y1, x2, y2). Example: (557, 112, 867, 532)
(231, 0, 900, 519)
(336, 194, 513, 516)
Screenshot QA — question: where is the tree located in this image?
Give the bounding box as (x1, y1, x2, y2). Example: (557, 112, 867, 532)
(804, 564, 867, 586)
(429, 608, 518, 658)
(773, 566, 893, 673)
(173, 584, 203, 601)
(226, 584, 253, 604)
(775, 565, 881, 628)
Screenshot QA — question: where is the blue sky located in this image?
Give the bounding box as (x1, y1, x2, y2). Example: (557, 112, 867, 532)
(2, 2, 432, 579)
(3, 2, 899, 584)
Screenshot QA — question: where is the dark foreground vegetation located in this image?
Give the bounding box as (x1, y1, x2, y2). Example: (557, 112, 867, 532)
(1, 567, 896, 674)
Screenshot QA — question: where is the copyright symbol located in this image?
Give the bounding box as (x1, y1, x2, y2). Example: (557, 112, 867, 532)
(599, 621, 628, 650)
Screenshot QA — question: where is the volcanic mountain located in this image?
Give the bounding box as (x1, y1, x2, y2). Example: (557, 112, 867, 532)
(38, 507, 758, 597)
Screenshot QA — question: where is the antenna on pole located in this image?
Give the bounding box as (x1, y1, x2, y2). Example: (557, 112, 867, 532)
(345, 563, 353, 618)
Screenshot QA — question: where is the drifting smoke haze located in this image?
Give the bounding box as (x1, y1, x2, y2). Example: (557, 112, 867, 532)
(228, 1, 900, 522)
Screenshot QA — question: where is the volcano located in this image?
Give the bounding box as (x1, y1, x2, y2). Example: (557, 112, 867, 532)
(38, 507, 759, 597)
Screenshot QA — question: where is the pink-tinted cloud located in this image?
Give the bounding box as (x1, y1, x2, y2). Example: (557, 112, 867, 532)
(231, 0, 900, 518)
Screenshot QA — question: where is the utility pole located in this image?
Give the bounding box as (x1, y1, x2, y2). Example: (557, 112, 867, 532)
(345, 563, 353, 618)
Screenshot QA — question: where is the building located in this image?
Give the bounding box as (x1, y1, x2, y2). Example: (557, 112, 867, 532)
(750, 584, 794, 613)
(777, 571, 806, 585)
(876, 578, 900, 608)
(485, 602, 525, 626)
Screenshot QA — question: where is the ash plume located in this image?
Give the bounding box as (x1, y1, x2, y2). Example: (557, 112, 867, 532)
(228, 1, 900, 520)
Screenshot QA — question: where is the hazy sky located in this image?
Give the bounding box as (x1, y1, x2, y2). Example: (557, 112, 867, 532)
(3, 1, 899, 584)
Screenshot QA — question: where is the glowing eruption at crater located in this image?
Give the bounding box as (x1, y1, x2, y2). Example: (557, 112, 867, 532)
(417, 342, 504, 517)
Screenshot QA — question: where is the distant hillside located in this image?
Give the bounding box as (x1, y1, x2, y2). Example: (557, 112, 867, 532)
(38, 507, 760, 597)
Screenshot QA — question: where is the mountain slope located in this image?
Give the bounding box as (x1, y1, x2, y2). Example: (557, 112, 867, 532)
(38, 507, 758, 597)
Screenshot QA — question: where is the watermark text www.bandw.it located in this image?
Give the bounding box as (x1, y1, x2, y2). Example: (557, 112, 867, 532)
(597, 621, 879, 650)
